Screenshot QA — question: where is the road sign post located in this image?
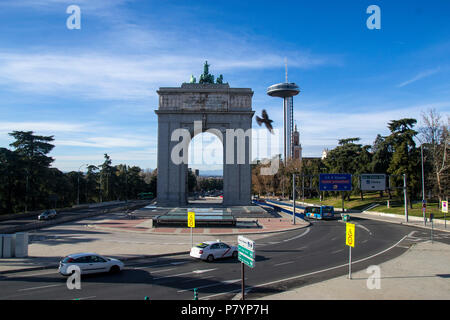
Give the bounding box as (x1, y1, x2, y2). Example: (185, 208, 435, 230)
(442, 201, 448, 229)
(430, 213, 434, 243)
(238, 235, 255, 300)
(403, 174, 408, 223)
(319, 173, 352, 217)
(188, 211, 195, 248)
(292, 173, 296, 225)
(346, 223, 355, 279)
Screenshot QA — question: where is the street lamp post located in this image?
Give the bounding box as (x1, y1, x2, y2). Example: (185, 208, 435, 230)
(421, 145, 426, 226)
(292, 173, 296, 225)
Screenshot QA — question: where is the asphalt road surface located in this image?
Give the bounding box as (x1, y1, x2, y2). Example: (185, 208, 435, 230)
(0, 201, 146, 233)
(1, 217, 449, 300)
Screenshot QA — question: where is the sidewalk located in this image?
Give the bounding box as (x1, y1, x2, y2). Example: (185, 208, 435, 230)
(350, 211, 450, 233)
(259, 240, 450, 300)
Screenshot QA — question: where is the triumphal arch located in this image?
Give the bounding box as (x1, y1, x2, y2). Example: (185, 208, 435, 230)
(155, 62, 254, 206)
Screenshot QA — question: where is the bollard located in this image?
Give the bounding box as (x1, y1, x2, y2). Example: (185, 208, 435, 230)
(193, 288, 198, 300)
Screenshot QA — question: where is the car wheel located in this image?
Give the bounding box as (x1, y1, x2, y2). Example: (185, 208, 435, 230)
(207, 255, 214, 263)
(109, 265, 120, 274)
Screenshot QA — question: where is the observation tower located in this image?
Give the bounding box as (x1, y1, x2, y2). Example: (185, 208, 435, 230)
(267, 63, 300, 162)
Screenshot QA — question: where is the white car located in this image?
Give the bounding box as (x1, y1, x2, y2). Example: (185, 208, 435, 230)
(190, 240, 238, 262)
(59, 253, 124, 276)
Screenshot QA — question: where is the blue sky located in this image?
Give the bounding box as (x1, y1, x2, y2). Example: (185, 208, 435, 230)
(0, 0, 449, 173)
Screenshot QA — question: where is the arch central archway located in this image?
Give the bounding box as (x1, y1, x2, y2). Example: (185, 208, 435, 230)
(155, 82, 254, 207)
(188, 131, 223, 204)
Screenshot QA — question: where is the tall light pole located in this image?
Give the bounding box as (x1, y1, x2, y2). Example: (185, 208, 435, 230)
(403, 174, 408, 222)
(421, 145, 426, 225)
(77, 164, 88, 206)
(292, 173, 296, 225)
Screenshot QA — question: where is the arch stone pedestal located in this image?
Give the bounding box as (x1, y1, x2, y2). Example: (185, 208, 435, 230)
(155, 83, 254, 207)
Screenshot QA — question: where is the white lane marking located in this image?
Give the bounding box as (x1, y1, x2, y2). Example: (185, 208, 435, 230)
(177, 279, 241, 293)
(130, 261, 187, 269)
(200, 234, 409, 300)
(355, 223, 372, 235)
(181, 275, 214, 283)
(18, 284, 63, 292)
(282, 228, 311, 242)
(193, 268, 217, 274)
(73, 296, 96, 300)
(274, 261, 295, 267)
(4, 270, 59, 278)
(331, 249, 344, 254)
(153, 268, 217, 280)
(134, 267, 176, 273)
(408, 231, 417, 237)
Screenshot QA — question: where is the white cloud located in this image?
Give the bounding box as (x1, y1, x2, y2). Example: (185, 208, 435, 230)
(55, 136, 155, 148)
(0, 49, 337, 101)
(397, 68, 441, 88)
(0, 121, 87, 134)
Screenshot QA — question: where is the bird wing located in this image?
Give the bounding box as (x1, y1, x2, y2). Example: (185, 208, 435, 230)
(265, 122, 274, 134)
(262, 109, 269, 120)
(255, 116, 263, 126)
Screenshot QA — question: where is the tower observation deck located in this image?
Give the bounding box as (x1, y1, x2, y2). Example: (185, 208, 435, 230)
(267, 82, 300, 162)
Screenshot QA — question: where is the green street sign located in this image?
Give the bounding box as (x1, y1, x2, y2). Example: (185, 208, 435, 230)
(238, 252, 254, 268)
(238, 245, 255, 258)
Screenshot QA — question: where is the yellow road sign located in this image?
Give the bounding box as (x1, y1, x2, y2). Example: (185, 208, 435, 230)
(188, 211, 195, 228)
(346, 223, 355, 247)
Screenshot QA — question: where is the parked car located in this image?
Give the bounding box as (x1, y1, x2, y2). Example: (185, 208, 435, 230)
(59, 253, 124, 276)
(38, 209, 57, 220)
(190, 240, 238, 262)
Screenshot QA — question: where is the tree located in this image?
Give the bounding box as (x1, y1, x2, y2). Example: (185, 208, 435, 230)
(9, 131, 55, 211)
(419, 109, 450, 202)
(323, 137, 371, 200)
(0, 148, 25, 213)
(386, 119, 420, 208)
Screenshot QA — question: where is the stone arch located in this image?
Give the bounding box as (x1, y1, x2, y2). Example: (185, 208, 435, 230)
(155, 83, 254, 206)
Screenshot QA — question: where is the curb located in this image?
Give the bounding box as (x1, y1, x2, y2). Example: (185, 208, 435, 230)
(86, 221, 311, 236)
(350, 212, 450, 233)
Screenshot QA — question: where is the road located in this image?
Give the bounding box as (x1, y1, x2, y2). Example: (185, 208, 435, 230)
(0, 201, 147, 234)
(1, 216, 449, 300)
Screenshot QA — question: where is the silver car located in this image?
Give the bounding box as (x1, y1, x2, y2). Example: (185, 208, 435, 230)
(59, 253, 124, 276)
(38, 209, 57, 220)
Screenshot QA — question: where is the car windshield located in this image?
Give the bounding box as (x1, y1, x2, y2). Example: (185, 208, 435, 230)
(195, 243, 209, 248)
(61, 256, 74, 263)
(322, 207, 333, 213)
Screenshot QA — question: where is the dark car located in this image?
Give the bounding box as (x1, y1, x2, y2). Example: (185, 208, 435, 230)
(38, 209, 57, 220)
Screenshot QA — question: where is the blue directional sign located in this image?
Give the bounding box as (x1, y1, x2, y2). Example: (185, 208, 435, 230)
(319, 174, 352, 191)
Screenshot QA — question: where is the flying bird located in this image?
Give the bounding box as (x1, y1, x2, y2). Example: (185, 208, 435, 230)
(256, 109, 274, 134)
